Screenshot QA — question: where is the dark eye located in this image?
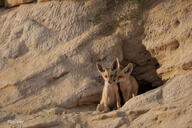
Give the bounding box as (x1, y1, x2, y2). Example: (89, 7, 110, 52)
(104, 75, 107, 78)
(118, 76, 123, 79)
(110, 75, 113, 77)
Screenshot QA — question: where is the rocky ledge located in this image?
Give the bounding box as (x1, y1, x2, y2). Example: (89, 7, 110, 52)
(0, 0, 192, 127)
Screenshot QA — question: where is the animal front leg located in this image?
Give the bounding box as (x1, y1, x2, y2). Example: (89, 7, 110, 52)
(103, 104, 110, 112)
(96, 103, 104, 112)
(115, 87, 121, 109)
(131, 87, 137, 98)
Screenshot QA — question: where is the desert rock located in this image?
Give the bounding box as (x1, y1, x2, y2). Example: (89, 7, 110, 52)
(4, 0, 34, 7)
(0, 0, 192, 127)
(143, 0, 192, 81)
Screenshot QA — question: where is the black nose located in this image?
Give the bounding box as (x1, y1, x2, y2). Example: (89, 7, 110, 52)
(108, 80, 112, 84)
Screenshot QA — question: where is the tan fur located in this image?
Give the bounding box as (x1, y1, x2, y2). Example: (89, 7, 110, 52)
(96, 59, 121, 112)
(115, 62, 139, 103)
(96, 82, 121, 112)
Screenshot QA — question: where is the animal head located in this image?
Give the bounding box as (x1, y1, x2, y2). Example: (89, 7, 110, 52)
(96, 58, 120, 85)
(115, 63, 133, 83)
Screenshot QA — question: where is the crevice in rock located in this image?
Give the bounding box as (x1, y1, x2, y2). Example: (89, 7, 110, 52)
(169, 39, 180, 50)
(182, 61, 192, 70)
(113, 0, 164, 95)
(137, 80, 157, 95)
(127, 108, 150, 122)
(92, 0, 164, 93)
(49, 71, 70, 82)
(0, 113, 15, 124)
(174, 19, 180, 27)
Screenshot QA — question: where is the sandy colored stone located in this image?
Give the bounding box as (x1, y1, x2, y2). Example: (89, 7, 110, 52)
(0, 0, 192, 128)
(89, 71, 192, 128)
(143, 0, 192, 81)
(0, 0, 123, 114)
(5, 0, 34, 7)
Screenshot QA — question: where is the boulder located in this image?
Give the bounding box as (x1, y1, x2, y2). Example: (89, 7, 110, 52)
(5, 0, 34, 7)
(90, 71, 192, 128)
(3, 71, 192, 127)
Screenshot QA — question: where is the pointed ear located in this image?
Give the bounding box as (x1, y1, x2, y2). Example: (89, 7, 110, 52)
(111, 58, 120, 71)
(123, 63, 133, 75)
(96, 62, 105, 73)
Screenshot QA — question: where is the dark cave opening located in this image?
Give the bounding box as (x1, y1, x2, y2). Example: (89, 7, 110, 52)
(137, 80, 158, 95)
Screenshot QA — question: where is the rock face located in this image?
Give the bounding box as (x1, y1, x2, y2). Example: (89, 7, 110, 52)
(0, 0, 192, 127)
(90, 71, 192, 128)
(143, 0, 192, 81)
(0, 0, 159, 114)
(5, 0, 34, 7)
(0, 0, 123, 114)
(1, 71, 192, 128)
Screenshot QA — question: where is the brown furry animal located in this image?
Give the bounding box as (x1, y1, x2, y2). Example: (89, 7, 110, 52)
(115, 60, 139, 105)
(96, 59, 121, 112)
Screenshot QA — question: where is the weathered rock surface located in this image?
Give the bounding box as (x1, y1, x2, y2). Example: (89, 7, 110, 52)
(143, 0, 192, 81)
(0, 0, 192, 128)
(0, 0, 159, 115)
(2, 71, 192, 128)
(5, 0, 34, 7)
(0, 0, 124, 114)
(92, 71, 192, 128)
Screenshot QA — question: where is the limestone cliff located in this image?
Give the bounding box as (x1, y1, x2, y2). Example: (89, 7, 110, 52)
(0, 0, 192, 128)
